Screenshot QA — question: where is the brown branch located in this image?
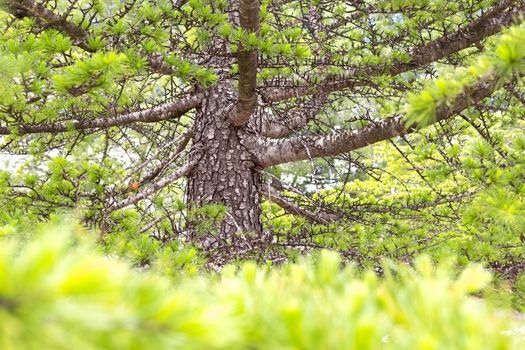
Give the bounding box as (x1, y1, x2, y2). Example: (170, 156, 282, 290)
(0, 94, 202, 135)
(230, 0, 260, 126)
(261, 111, 311, 138)
(138, 130, 194, 184)
(3, 0, 177, 75)
(261, 95, 327, 138)
(108, 161, 195, 212)
(261, 184, 342, 224)
(257, 73, 499, 167)
(4, 0, 93, 51)
(263, 0, 522, 102)
(121, 129, 193, 185)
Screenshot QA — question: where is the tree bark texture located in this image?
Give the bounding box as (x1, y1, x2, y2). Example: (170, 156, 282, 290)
(186, 84, 262, 244)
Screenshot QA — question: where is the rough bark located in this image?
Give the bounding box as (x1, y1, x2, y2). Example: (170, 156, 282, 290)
(187, 84, 262, 241)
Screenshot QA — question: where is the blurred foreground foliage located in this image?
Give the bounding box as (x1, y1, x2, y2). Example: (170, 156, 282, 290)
(1, 221, 524, 349)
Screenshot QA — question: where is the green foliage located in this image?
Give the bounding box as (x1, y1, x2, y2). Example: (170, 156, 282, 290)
(266, 115, 525, 307)
(405, 23, 525, 127)
(102, 226, 204, 278)
(1, 223, 524, 349)
(187, 203, 228, 236)
(0, 0, 525, 336)
(0, 222, 235, 350)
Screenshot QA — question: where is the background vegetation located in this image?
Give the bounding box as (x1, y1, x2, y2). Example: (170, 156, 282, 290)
(1, 221, 524, 349)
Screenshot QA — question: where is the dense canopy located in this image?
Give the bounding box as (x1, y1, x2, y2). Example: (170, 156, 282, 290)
(0, 0, 523, 275)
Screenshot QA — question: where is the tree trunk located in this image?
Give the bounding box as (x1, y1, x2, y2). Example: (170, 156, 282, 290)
(186, 84, 262, 249)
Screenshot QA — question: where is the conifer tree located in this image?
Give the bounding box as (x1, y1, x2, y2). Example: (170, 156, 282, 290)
(0, 0, 524, 262)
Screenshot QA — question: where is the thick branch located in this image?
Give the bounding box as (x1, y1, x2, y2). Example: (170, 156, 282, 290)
(263, 0, 522, 102)
(257, 73, 499, 167)
(230, 0, 260, 126)
(0, 94, 202, 135)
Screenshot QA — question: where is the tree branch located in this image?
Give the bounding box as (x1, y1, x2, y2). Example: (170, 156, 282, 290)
(108, 161, 195, 212)
(261, 96, 327, 138)
(261, 111, 311, 138)
(3, 0, 177, 75)
(138, 130, 193, 184)
(262, 0, 522, 103)
(0, 94, 202, 135)
(256, 73, 499, 167)
(230, 0, 260, 126)
(261, 184, 342, 224)
(4, 0, 93, 51)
